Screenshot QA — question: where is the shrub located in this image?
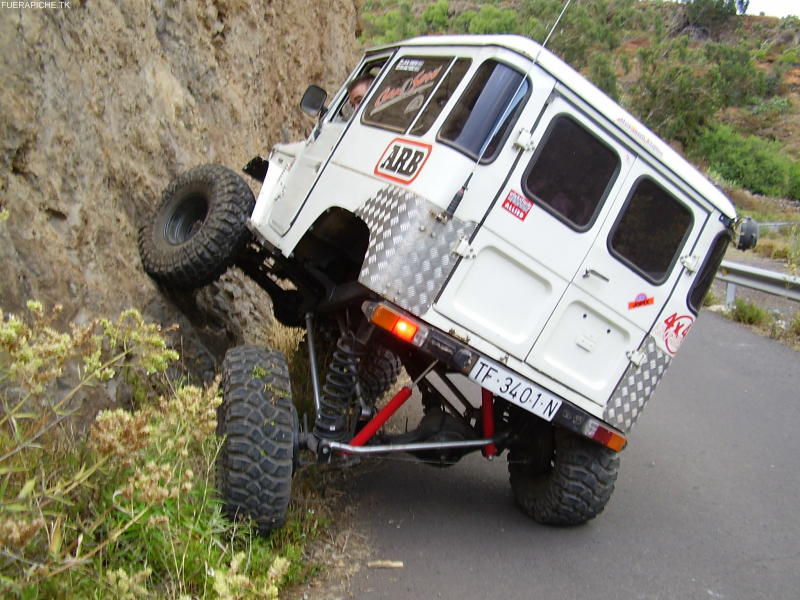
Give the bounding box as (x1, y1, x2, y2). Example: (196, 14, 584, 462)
(627, 37, 718, 145)
(705, 42, 773, 106)
(421, 0, 449, 33)
(520, 0, 635, 69)
(0, 303, 310, 598)
(749, 96, 791, 117)
(694, 123, 800, 199)
(685, 0, 741, 30)
(464, 5, 519, 35)
(729, 298, 771, 326)
(359, 1, 420, 44)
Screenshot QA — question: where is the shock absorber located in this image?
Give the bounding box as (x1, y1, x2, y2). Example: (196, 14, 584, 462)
(314, 332, 364, 441)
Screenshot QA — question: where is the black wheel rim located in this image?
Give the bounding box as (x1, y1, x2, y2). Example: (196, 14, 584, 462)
(163, 193, 208, 245)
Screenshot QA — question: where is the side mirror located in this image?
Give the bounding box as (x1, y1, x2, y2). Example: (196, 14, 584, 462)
(735, 216, 759, 251)
(300, 85, 328, 117)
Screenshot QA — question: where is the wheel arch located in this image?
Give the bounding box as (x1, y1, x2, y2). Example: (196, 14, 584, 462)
(292, 206, 371, 286)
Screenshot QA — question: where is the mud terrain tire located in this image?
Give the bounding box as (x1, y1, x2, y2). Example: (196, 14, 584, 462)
(508, 429, 619, 526)
(138, 164, 255, 289)
(359, 345, 402, 404)
(217, 345, 295, 534)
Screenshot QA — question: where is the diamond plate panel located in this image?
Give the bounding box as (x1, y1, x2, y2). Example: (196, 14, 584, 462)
(356, 186, 477, 316)
(604, 336, 671, 433)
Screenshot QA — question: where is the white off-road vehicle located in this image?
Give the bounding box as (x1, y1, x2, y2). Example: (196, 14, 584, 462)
(139, 35, 757, 531)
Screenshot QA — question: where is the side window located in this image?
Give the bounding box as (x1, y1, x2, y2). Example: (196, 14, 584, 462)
(522, 116, 620, 229)
(439, 60, 529, 163)
(362, 56, 452, 133)
(409, 58, 472, 137)
(609, 178, 694, 284)
(688, 232, 731, 314)
(338, 58, 389, 121)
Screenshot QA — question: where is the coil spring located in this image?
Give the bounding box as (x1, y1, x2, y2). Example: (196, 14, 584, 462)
(314, 332, 364, 441)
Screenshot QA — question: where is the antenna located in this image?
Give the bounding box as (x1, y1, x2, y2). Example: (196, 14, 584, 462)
(536, 0, 572, 63)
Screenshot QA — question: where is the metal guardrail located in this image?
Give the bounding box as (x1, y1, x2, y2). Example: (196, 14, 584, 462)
(717, 260, 800, 306)
(758, 221, 799, 233)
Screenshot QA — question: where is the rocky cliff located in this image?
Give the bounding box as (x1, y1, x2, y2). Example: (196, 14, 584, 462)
(0, 0, 360, 377)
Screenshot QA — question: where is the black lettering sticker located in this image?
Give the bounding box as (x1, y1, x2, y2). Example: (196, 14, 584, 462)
(374, 138, 432, 184)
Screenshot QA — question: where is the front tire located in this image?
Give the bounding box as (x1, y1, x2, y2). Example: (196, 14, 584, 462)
(138, 164, 255, 289)
(217, 345, 296, 534)
(508, 429, 619, 526)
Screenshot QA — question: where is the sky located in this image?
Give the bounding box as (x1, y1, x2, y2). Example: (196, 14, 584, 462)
(744, 0, 798, 17)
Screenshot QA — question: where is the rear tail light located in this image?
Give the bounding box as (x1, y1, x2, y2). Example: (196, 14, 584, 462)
(364, 302, 429, 346)
(583, 419, 627, 452)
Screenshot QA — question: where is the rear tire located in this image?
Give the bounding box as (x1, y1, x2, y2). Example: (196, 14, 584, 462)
(217, 345, 295, 534)
(138, 164, 255, 289)
(359, 345, 402, 404)
(508, 429, 619, 526)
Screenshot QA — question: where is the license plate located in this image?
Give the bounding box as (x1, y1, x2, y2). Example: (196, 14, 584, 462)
(469, 356, 562, 422)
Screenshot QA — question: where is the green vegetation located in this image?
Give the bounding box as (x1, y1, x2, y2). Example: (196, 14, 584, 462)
(695, 124, 800, 198)
(0, 303, 324, 599)
(725, 297, 800, 349)
(685, 0, 743, 31)
(729, 297, 771, 325)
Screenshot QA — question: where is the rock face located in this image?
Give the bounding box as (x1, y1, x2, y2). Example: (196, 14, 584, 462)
(0, 1, 359, 377)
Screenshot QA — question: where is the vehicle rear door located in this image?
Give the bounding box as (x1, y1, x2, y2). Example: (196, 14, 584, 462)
(435, 94, 635, 360)
(526, 158, 708, 404)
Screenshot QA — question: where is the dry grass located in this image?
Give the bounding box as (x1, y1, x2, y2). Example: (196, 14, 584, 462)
(0, 303, 323, 599)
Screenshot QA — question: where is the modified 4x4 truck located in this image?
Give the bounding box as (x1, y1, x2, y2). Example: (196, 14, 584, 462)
(138, 35, 757, 532)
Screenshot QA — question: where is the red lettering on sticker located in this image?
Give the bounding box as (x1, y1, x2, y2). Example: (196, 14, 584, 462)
(661, 312, 694, 354)
(501, 190, 533, 221)
(628, 293, 655, 309)
(373, 66, 443, 111)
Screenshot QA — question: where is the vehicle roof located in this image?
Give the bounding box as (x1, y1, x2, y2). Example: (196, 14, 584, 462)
(370, 34, 737, 219)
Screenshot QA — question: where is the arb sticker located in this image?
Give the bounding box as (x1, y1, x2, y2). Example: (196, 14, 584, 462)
(658, 312, 694, 355)
(501, 190, 533, 221)
(628, 293, 655, 310)
(374, 138, 431, 184)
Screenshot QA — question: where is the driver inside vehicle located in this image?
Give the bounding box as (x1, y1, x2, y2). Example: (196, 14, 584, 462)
(339, 76, 375, 120)
(347, 76, 374, 109)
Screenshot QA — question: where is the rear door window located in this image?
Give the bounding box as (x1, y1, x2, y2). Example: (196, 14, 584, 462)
(688, 232, 731, 313)
(439, 60, 530, 163)
(609, 178, 694, 284)
(521, 115, 620, 230)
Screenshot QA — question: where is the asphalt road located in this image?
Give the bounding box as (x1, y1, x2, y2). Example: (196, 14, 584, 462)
(340, 312, 799, 600)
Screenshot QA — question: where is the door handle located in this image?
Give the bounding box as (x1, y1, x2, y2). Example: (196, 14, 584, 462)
(583, 268, 610, 282)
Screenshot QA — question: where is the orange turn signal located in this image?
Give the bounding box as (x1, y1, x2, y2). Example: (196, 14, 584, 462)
(584, 420, 627, 452)
(366, 303, 426, 345)
(392, 318, 418, 342)
(371, 304, 401, 332)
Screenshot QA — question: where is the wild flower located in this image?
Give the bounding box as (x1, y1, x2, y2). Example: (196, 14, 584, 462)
(0, 301, 307, 598)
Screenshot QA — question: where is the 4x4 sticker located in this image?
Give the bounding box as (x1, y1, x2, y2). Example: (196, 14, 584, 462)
(628, 293, 655, 310)
(501, 189, 533, 221)
(374, 138, 431, 184)
(655, 312, 694, 355)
